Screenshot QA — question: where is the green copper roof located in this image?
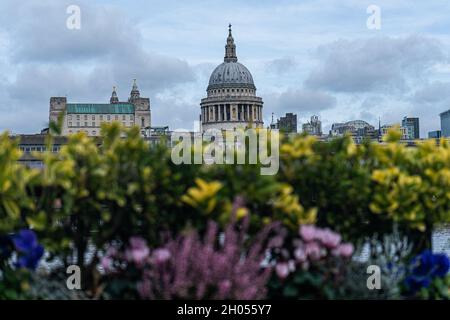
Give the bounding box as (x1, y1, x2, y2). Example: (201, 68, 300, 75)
(66, 103, 135, 114)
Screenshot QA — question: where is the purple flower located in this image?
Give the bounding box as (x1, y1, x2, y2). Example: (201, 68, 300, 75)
(275, 263, 290, 279)
(12, 229, 44, 270)
(125, 237, 150, 267)
(304, 242, 322, 261)
(299, 225, 317, 242)
(294, 247, 307, 263)
(318, 229, 341, 249)
(137, 221, 277, 299)
(152, 248, 171, 264)
(333, 243, 354, 258)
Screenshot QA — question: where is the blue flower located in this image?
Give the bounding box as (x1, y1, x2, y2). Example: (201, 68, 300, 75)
(431, 253, 450, 277)
(15, 245, 44, 270)
(11, 229, 44, 270)
(404, 250, 450, 295)
(404, 274, 431, 293)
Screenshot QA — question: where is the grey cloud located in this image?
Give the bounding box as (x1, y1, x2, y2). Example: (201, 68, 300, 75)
(3, 0, 195, 93)
(305, 36, 446, 93)
(410, 82, 450, 135)
(269, 88, 337, 114)
(266, 57, 297, 75)
(6, 1, 137, 63)
(413, 82, 450, 104)
(152, 96, 199, 130)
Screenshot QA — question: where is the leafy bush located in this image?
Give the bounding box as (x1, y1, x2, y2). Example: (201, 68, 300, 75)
(0, 124, 449, 299)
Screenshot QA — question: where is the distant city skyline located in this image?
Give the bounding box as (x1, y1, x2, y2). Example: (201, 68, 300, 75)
(1, 0, 450, 136)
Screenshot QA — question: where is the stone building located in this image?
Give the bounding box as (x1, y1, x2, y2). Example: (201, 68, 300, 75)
(276, 113, 297, 133)
(200, 25, 264, 132)
(302, 115, 322, 136)
(440, 109, 450, 137)
(49, 80, 151, 137)
(380, 124, 408, 140)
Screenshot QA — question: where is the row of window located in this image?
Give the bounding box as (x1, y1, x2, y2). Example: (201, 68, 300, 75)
(67, 114, 134, 121)
(67, 130, 147, 136)
(68, 130, 97, 135)
(20, 146, 60, 153)
(202, 104, 262, 122)
(68, 121, 134, 128)
(210, 88, 254, 95)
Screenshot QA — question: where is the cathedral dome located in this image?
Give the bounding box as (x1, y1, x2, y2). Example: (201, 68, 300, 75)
(207, 24, 256, 91)
(208, 61, 255, 90)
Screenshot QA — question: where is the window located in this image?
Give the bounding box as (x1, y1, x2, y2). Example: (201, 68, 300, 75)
(141, 117, 145, 127)
(84, 122, 88, 127)
(115, 115, 118, 120)
(100, 115, 103, 121)
(77, 122, 80, 127)
(92, 122, 95, 127)
(92, 115, 95, 120)
(84, 115, 88, 120)
(68, 115, 72, 120)
(92, 131, 96, 136)
(77, 115, 80, 120)
(122, 115, 126, 120)
(107, 115, 111, 121)
(69, 122, 72, 127)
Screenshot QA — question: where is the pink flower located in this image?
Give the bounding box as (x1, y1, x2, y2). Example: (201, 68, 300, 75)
(299, 225, 317, 242)
(335, 243, 354, 258)
(125, 237, 150, 267)
(218, 280, 232, 297)
(152, 248, 171, 264)
(294, 247, 307, 263)
(318, 229, 341, 249)
(101, 256, 113, 272)
(304, 242, 322, 261)
(275, 263, 290, 279)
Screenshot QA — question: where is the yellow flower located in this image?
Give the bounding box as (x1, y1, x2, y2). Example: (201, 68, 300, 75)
(181, 178, 222, 214)
(235, 207, 249, 220)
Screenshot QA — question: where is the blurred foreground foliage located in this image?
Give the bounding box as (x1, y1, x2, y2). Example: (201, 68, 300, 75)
(0, 123, 449, 299)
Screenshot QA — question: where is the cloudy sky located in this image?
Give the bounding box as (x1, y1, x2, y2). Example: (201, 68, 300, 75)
(1, 0, 450, 136)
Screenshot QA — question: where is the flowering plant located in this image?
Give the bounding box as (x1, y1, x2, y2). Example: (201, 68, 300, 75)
(268, 225, 354, 299)
(101, 218, 277, 300)
(403, 250, 450, 299)
(0, 229, 44, 299)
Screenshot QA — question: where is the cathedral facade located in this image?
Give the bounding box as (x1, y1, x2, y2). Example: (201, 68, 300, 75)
(200, 25, 264, 132)
(49, 80, 151, 137)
